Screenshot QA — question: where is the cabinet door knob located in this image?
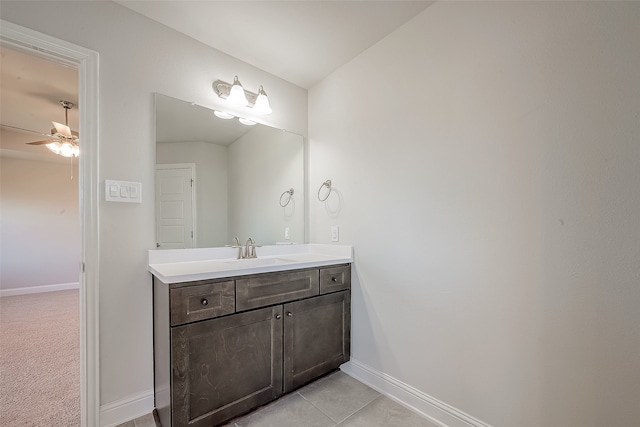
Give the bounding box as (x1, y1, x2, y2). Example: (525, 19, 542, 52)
(275, 314, 282, 320)
(331, 277, 337, 282)
(200, 298, 208, 306)
(286, 312, 293, 317)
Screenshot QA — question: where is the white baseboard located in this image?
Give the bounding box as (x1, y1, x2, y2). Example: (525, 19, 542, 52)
(341, 359, 492, 427)
(0, 282, 80, 297)
(100, 389, 155, 427)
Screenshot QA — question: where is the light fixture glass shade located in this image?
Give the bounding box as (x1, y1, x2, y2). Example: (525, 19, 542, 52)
(253, 86, 272, 115)
(238, 118, 256, 126)
(46, 140, 78, 157)
(227, 75, 249, 106)
(46, 141, 62, 155)
(59, 142, 76, 157)
(214, 110, 234, 119)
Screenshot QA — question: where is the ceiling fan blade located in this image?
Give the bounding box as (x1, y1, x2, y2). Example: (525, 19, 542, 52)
(27, 139, 54, 146)
(52, 121, 73, 138)
(0, 123, 49, 137)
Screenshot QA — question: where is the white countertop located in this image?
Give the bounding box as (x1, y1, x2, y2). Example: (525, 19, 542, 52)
(148, 244, 353, 284)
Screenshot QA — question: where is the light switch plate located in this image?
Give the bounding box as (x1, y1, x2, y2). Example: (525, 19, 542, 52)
(331, 225, 339, 242)
(105, 180, 142, 203)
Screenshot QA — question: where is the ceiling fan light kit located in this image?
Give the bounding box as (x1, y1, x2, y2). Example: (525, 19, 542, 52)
(43, 100, 80, 157)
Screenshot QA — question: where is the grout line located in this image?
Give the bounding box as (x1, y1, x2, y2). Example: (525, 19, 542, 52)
(296, 392, 339, 426)
(336, 395, 384, 425)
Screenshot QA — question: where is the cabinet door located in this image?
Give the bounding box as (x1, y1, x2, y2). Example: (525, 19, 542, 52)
(283, 291, 351, 393)
(171, 306, 283, 427)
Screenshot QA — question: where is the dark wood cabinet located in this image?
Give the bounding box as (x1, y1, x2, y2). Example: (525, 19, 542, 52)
(171, 306, 283, 427)
(284, 291, 350, 393)
(153, 264, 350, 427)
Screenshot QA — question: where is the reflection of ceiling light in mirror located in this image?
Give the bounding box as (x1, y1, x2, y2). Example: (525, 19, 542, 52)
(227, 75, 249, 106)
(214, 110, 234, 119)
(253, 86, 272, 115)
(239, 118, 256, 126)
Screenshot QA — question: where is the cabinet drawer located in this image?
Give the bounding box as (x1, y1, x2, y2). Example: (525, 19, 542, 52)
(319, 265, 351, 294)
(236, 269, 319, 311)
(170, 280, 235, 326)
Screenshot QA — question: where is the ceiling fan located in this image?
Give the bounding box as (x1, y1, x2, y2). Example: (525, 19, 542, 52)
(1, 100, 80, 158)
(24, 100, 80, 158)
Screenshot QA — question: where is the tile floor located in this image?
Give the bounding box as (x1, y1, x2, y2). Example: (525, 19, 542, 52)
(120, 371, 438, 427)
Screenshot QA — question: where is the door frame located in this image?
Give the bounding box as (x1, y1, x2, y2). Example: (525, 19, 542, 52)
(1, 20, 100, 426)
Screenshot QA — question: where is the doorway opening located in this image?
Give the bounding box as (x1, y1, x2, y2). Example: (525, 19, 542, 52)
(0, 20, 99, 426)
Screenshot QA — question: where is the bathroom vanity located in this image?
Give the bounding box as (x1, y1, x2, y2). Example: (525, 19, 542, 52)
(149, 245, 352, 427)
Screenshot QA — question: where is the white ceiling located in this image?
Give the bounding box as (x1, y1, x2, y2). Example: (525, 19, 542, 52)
(1, 1, 433, 161)
(0, 44, 79, 163)
(115, 0, 434, 89)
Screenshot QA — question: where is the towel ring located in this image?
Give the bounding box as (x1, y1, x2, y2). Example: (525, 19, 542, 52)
(279, 188, 294, 207)
(317, 180, 332, 202)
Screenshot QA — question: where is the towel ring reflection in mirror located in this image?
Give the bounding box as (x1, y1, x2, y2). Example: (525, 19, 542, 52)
(317, 180, 332, 202)
(279, 188, 294, 207)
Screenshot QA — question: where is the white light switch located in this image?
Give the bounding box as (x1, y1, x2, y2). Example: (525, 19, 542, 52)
(105, 180, 142, 203)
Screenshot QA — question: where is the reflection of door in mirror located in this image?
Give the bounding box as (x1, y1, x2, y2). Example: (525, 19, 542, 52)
(155, 164, 195, 249)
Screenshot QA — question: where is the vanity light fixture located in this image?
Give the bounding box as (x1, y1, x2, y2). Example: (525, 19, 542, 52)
(238, 118, 256, 126)
(227, 76, 249, 106)
(213, 76, 272, 115)
(214, 110, 234, 120)
(252, 86, 272, 115)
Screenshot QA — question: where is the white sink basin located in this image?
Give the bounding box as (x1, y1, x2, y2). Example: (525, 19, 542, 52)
(222, 257, 295, 268)
(148, 244, 353, 283)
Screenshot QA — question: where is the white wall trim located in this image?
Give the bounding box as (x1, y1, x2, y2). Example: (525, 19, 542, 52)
(99, 389, 155, 427)
(0, 19, 100, 427)
(0, 282, 80, 297)
(341, 359, 493, 427)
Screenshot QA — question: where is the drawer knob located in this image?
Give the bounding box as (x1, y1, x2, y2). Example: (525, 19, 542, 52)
(201, 298, 209, 306)
(286, 312, 293, 317)
(331, 277, 338, 283)
(275, 314, 282, 320)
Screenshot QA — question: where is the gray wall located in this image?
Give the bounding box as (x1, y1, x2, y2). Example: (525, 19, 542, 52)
(0, 157, 80, 292)
(228, 125, 304, 245)
(0, 0, 308, 416)
(309, 2, 640, 426)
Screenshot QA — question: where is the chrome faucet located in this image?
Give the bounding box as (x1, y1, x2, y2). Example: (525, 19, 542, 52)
(233, 236, 244, 259)
(245, 238, 257, 259)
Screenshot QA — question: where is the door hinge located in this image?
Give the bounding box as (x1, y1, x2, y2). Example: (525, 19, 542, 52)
(191, 178, 194, 187)
(81, 262, 85, 273)
(191, 231, 194, 238)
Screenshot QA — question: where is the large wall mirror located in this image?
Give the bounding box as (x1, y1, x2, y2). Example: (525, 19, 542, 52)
(155, 93, 304, 249)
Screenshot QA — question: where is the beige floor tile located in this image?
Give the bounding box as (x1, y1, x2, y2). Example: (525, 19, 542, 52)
(234, 393, 335, 427)
(134, 412, 159, 427)
(337, 395, 438, 427)
(298, 371, 380, 423)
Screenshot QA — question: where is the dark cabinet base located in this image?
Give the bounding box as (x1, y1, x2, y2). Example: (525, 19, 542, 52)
(154, 265, 351, 427)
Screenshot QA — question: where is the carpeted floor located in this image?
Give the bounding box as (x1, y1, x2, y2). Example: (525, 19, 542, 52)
(0, 289, 80, 426)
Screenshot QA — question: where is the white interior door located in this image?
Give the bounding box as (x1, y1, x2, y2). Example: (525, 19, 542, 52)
(155, 164, 195, 249)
